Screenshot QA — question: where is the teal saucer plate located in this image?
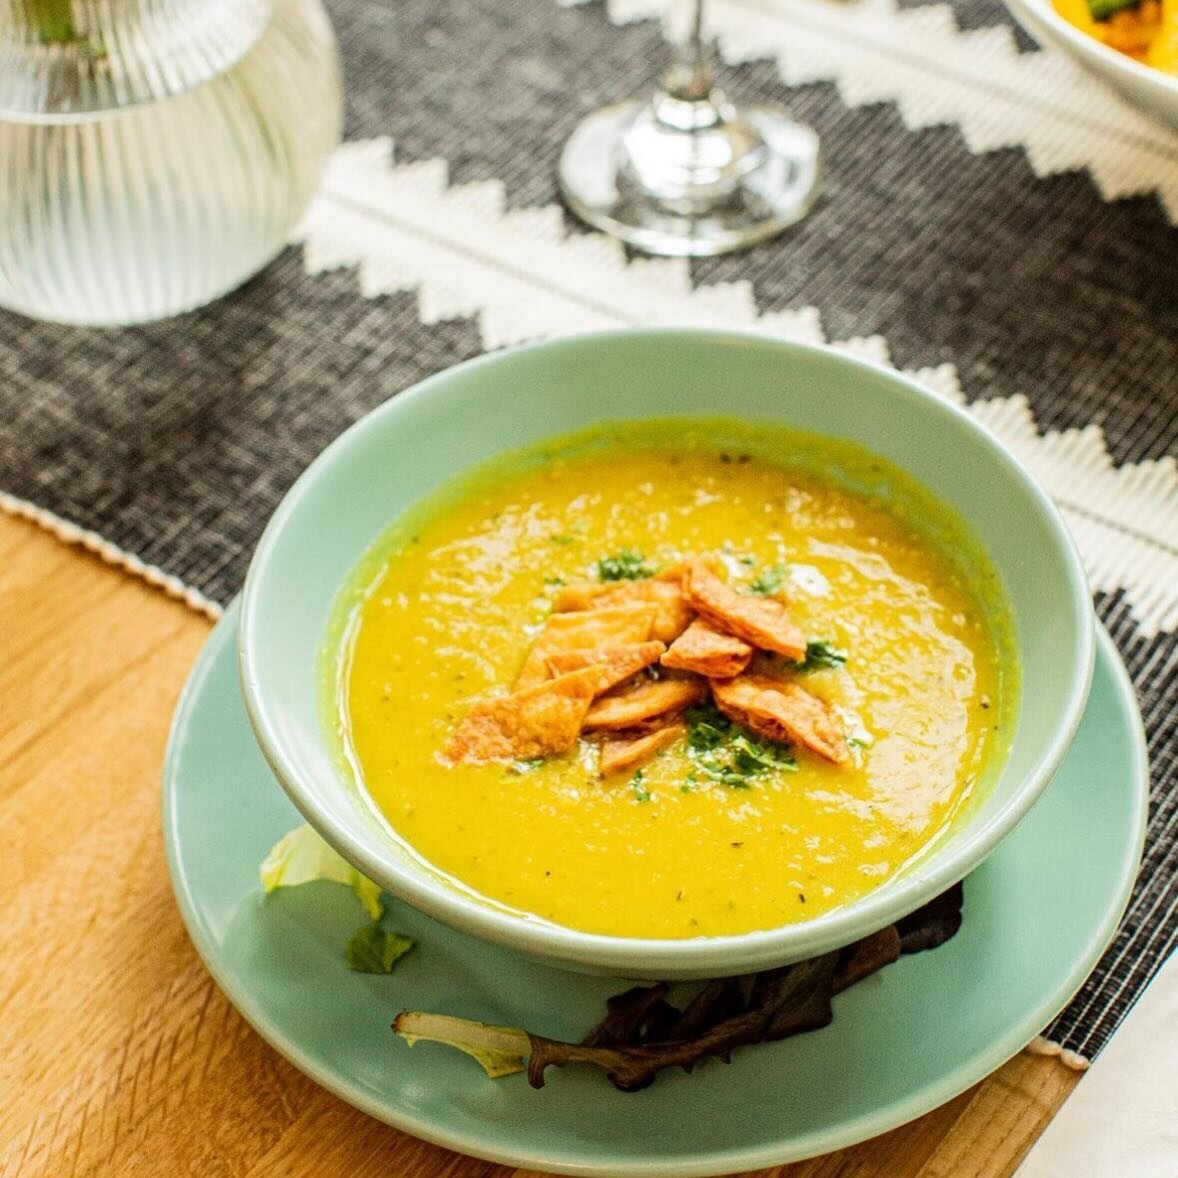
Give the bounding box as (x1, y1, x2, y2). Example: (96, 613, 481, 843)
(164, 603, 1146, 1177)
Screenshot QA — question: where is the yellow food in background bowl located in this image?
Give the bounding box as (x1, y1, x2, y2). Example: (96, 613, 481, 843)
(1005, 0, 1178, 128)
(1054, 0, 1178, 69)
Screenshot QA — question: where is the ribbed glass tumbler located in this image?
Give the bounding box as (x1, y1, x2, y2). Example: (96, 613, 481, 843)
(0, 0, 342, 325)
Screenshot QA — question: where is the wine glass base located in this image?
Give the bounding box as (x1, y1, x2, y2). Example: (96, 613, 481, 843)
(559, 99, 820, 258)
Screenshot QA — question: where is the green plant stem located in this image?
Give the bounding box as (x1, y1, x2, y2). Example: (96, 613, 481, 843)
(27, 0, 77, 45)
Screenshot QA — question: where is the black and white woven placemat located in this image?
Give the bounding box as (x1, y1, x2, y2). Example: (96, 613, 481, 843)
(1, 0, 1175, 1063)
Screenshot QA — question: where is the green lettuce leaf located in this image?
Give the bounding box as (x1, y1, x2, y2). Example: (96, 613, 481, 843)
(259, 823, 384, 920)
(346, 924, 415, 974)
(393, 1011, 529, 1078)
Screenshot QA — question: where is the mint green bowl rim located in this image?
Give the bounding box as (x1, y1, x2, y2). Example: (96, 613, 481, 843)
(238, 328, 1096, 976)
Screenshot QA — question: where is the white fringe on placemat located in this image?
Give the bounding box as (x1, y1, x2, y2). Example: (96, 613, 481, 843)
(1027, 1036, 1092, 1071)
(0, 491, 223, 621)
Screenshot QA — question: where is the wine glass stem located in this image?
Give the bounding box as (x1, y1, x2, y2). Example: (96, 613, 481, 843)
(662, 0, 714, 103)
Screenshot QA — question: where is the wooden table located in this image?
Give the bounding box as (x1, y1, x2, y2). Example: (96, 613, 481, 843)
(0, 512, 1081, 1177)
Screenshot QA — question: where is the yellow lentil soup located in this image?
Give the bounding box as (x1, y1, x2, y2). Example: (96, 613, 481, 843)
(329, 421, 1014, 940)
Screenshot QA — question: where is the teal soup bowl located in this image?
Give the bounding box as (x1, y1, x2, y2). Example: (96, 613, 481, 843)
(239, 330, 1094, 979)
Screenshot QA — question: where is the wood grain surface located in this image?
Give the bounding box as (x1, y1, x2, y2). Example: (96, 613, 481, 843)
(0, 513, 1081, 1178)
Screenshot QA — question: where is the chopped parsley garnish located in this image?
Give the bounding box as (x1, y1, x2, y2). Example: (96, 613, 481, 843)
(631, 769, 652, 802)
(597, 550, 655, 581)
(797, 639, 847, 671)
(747, 563, 788, 596)
(845, 734, 872, 766)
(683, 703, 797, 787)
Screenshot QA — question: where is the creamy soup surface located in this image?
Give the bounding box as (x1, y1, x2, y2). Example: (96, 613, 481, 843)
(333, 424, 1012, 939)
